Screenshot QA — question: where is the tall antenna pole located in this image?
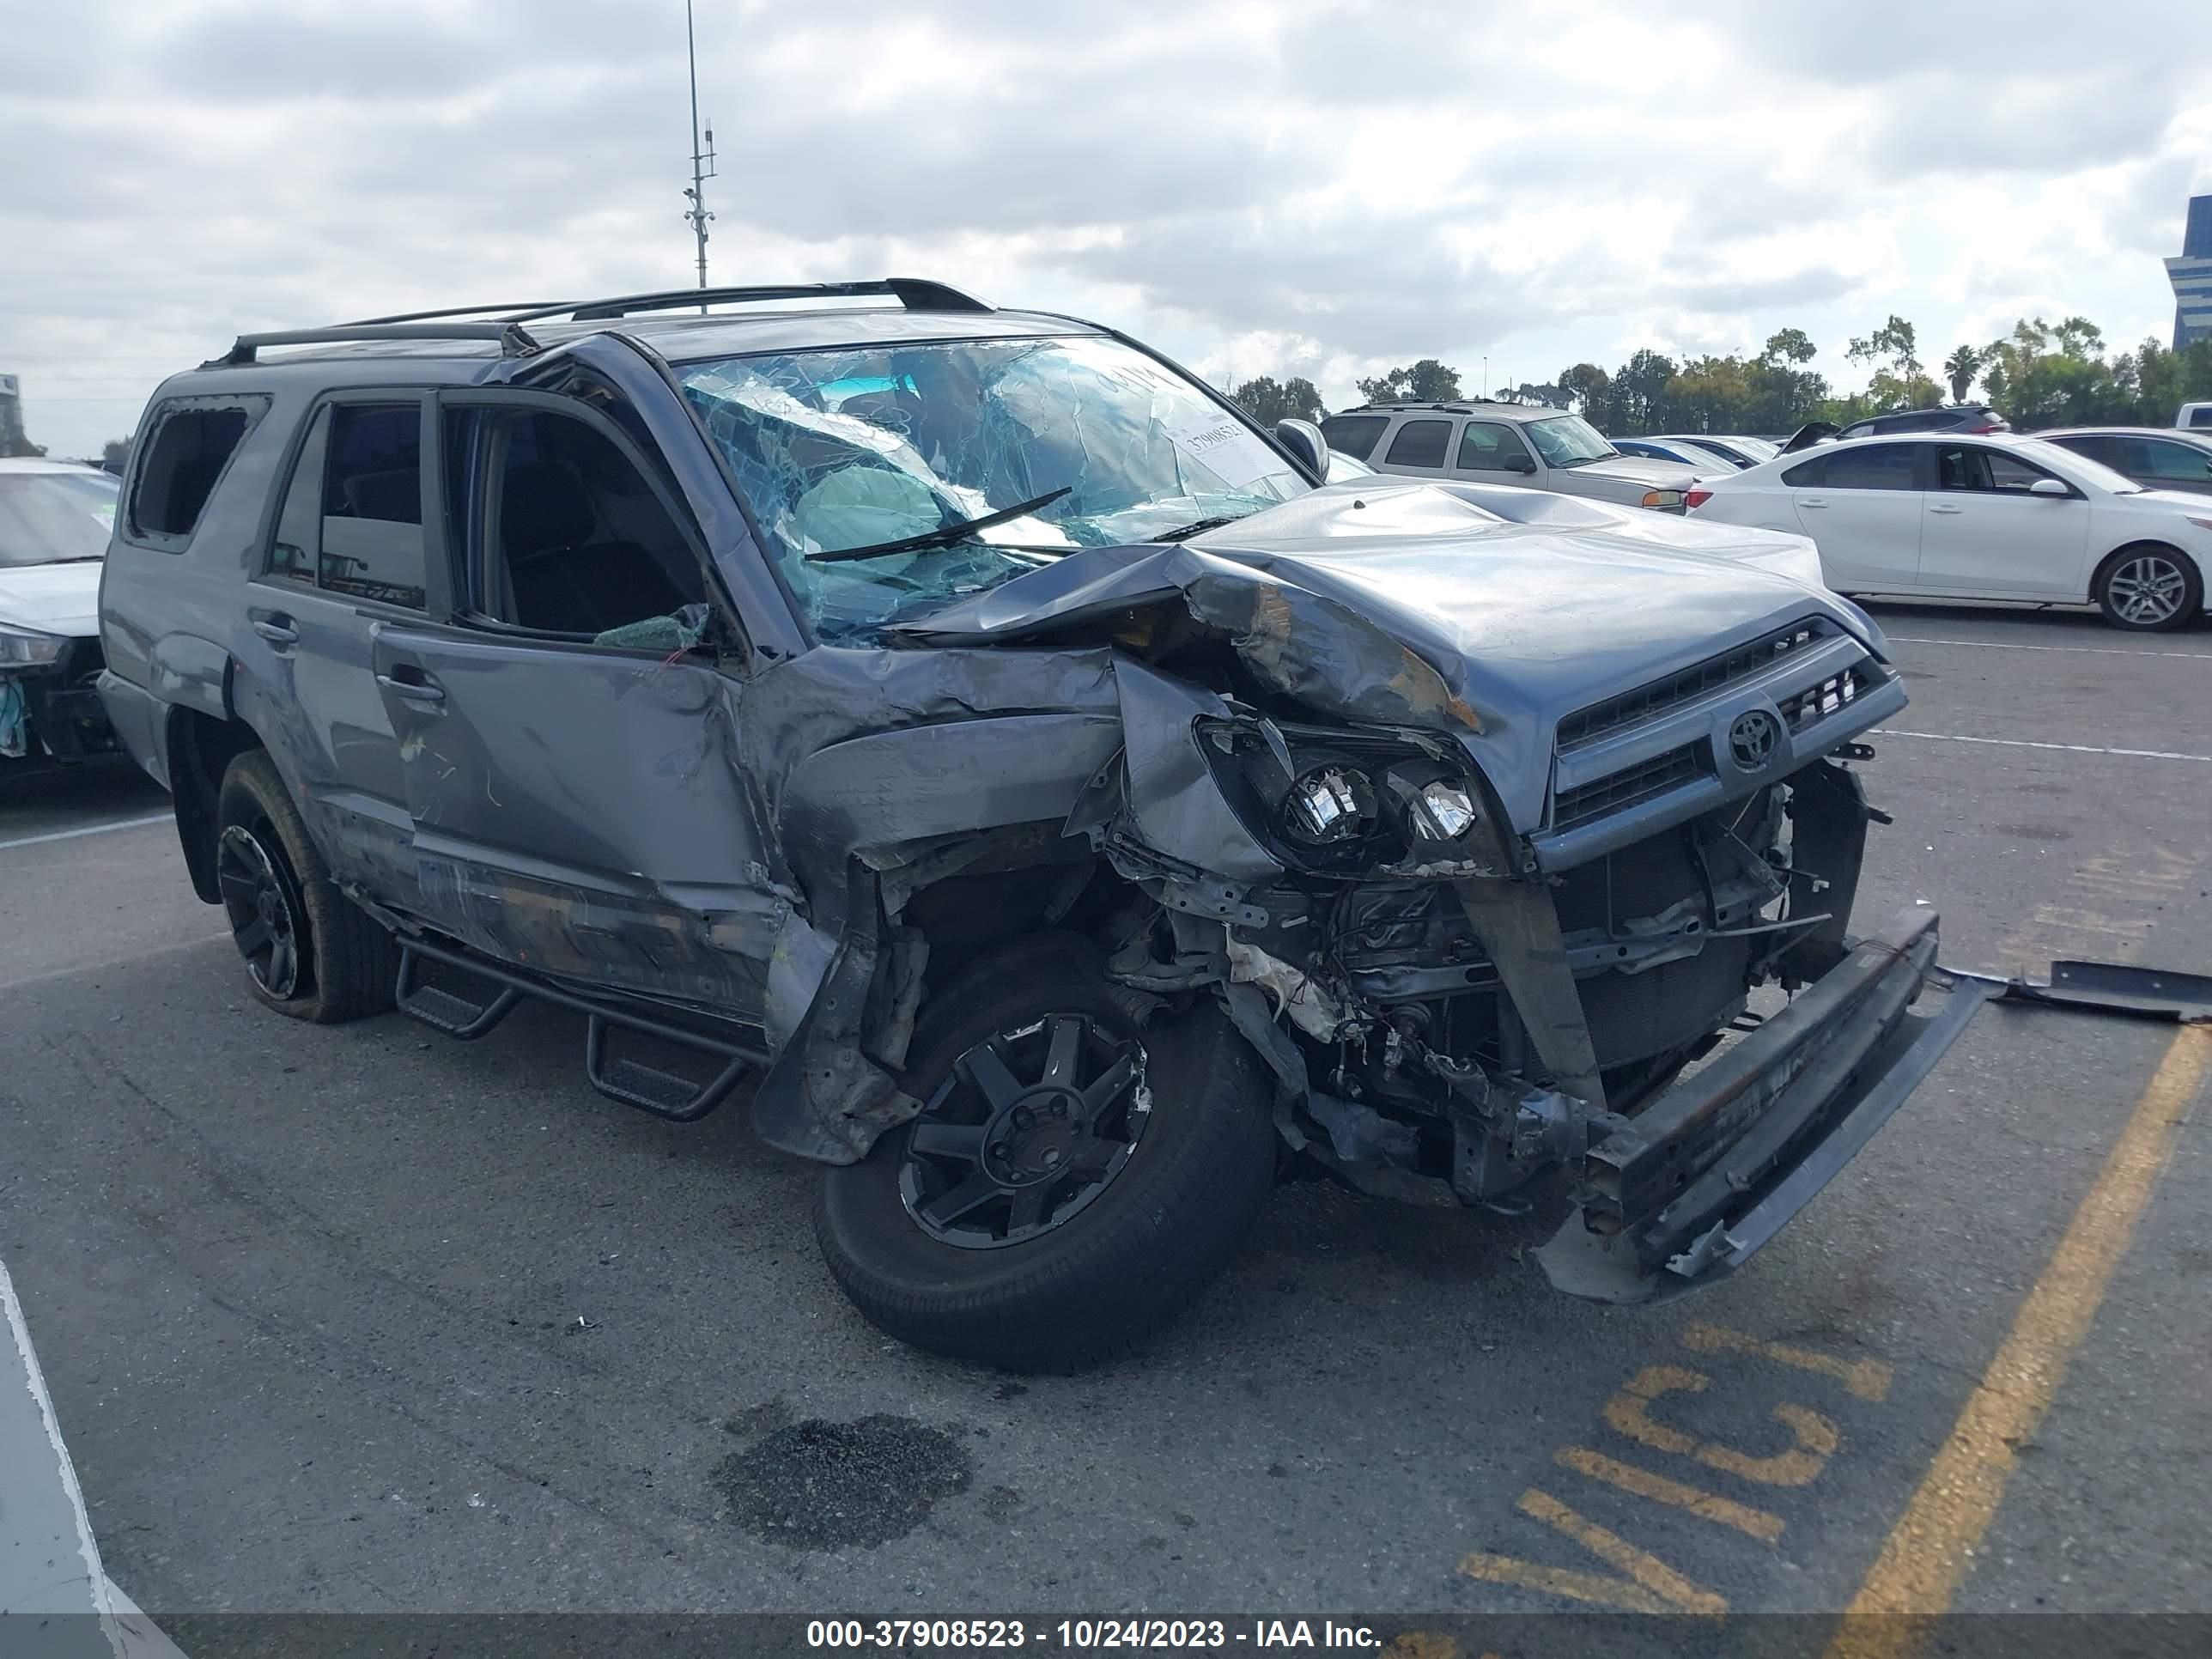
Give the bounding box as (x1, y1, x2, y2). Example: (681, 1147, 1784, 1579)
(681, 0, 716, 310)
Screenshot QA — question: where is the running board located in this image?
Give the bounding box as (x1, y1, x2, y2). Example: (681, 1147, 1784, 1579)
(391, 937, 771, 1121)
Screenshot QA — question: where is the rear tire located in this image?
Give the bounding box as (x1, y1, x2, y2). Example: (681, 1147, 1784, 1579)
(815, 937, 1276, 1371)
(216, 749, 398, 1022)
(2093, 544, 2201, 632)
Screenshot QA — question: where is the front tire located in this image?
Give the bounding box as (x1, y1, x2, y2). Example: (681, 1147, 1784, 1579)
(216, 749, 398, 1022)
(2094, 544, 2201, 632)
(815, 937, 1276, 1371)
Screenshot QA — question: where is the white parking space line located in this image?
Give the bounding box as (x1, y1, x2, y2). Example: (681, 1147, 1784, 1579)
(0, 812, 172, 852)
(1886, 635, 2212, 661)
(1875, 728, 2212, 764)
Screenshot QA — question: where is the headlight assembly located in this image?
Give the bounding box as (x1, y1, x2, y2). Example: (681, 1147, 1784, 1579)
(1279, 763, 1378, 848)
(0, 624, 67, 667)
(1200, 717, 1500, 872)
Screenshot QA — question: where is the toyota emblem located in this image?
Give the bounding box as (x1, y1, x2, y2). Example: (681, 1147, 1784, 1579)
(1728, 709, 1782, 770)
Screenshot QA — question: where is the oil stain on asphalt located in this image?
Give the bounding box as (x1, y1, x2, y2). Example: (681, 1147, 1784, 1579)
(714, 1414, 974, 1549)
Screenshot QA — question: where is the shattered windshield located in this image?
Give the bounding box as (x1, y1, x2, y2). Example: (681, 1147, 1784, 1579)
(1522, 415, 1617, 468)
(678, 336, 1307, 643)
(0, 470, 118, 567)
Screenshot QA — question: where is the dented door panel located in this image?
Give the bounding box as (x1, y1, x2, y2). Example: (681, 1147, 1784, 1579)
(369, 623, 779, 1018)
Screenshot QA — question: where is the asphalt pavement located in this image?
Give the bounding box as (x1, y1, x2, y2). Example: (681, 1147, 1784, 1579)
(2, 600, 2208, 1633)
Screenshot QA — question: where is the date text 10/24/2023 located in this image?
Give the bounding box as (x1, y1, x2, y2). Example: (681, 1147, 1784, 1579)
(806, 1619, 1383, 1650)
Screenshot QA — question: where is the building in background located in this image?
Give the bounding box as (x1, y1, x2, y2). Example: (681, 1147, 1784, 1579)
(0, 374, 27, 455)
(2171, 194, 2212, 350)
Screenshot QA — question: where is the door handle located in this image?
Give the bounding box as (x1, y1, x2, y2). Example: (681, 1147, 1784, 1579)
(1929, 503, 1965, 514)
(1797, 496, 1827, 508)
(376, 670, 447, 705)
(251, 613, 299, 647)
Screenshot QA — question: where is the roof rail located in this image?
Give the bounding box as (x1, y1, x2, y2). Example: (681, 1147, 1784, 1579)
(507, 277, 993, 324)
(349, 301, 581, 325)
(219, 320, 543, 367)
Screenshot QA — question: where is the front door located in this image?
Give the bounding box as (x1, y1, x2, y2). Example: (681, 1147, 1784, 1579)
(369, 389, 781, 1020)
(1917, 442, 2089, 599)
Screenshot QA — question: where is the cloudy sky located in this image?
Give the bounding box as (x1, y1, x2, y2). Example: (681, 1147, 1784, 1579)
(6, 0, 2209, 456)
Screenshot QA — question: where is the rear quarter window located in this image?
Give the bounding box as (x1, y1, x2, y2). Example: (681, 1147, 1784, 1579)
(125, 395, 270, 548)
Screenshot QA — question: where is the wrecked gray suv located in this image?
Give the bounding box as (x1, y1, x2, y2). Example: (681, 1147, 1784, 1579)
(98, 281, 1978, 1370)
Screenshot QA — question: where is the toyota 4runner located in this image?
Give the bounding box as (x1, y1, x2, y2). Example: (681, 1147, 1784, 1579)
(98, 280, 1979, 1370)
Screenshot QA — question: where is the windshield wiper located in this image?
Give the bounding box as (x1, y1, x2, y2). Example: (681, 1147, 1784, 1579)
(805, 486, 1073, 564)
(1155, 513, 1253, 543)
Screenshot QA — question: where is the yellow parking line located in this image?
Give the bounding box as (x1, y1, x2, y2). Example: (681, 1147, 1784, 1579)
(1825, 1024, 2212, 1659)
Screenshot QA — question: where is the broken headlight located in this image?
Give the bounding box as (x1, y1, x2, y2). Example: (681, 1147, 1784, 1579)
(1201, 718, 1500, 872)
(1280, 763, 1379, 848)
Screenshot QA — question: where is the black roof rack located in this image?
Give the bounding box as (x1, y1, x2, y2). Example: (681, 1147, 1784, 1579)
(219, 320, 544, 366)
(507, 277, 993, 323)
(217, 278, 993, 368)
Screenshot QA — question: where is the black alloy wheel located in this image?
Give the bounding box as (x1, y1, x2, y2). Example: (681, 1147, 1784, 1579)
(217, 819, 308, 999)
(899, 1013, 1150, 1249)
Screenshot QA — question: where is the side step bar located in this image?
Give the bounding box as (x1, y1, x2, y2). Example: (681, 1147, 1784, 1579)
(392, 936, 771, 1122)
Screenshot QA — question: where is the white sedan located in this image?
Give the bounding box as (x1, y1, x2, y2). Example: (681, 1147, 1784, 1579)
(1686, 432, 2212, 630)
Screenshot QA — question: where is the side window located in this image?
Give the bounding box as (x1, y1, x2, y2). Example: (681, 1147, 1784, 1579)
(320, 404, 428, 607)
(2188, 408, 2212, 428)
(447, 407, 706, 641)
(2120, 437, 2212, 482)
(1320, 416, 1389, 461)
(1939, 445, 2057, 494)
(1781, 454, 1826, 487)
(1383, 418, 1451, 470)
(127, 397, 268, 544)
(2053, 434, 2114, 470)
(268, 408, 331, 582)
(1822, 443, 1919, 491)
(266, 403, 428, 607)
(1455, 421, 1534, 471)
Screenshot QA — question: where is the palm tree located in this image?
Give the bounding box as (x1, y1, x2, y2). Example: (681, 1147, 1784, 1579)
(1943, 345, 1982, 404)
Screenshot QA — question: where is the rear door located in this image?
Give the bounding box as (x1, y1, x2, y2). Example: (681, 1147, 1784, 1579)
(367, 387, 780, 1018)
(1783, 441, 1924, 591)
(1376, 416, 1454, 478)
(243, 393, 446, 896)
(1917, 442, 2090, 599)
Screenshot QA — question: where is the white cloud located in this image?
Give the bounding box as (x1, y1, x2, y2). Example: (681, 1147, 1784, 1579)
(3, 0, 2209, 454)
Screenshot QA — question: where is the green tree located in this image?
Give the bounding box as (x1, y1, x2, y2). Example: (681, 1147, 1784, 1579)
(1355, 358, 1463, 405)
(1759, 328, 1817, 368)
(1229, 374, 1324, 424)
(1942, 345, 1982, 404)
(100, 438, 131, 472)
(1980, 317, 2129, 427)
(1610, 349, 1678, 434)
(1845, 314, 1935, 411)
(1557, 362, 1613, 428)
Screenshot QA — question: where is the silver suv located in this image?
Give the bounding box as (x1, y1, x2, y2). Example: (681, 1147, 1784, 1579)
(1322, 402, 1703, 511)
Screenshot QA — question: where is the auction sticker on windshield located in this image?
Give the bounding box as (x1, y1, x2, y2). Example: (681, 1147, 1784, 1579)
(1167, 414, 1280, 489)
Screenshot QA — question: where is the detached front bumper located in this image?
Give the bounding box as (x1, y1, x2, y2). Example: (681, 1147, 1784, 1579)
(1535, 906, 1985, 1303)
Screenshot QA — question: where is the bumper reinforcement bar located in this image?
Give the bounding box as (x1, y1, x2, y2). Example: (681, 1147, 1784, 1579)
(1537, 906, 1987, 1304)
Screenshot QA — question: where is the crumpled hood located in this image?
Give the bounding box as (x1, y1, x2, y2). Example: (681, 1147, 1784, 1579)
(0, 561, 101, 639)
(892, 481, 1879, 832)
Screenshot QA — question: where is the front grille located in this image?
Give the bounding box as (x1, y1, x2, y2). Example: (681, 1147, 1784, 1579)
(1553, 742, 1708, 832)
(1776, 663, 1869, 732)
(1556, 618, 1828, 751)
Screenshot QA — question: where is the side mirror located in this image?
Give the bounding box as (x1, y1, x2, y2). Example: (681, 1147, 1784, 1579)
(1275, 418, 1328, 479)
(1507, 455, 1539, 475)
(2028, 477, 2069, 498)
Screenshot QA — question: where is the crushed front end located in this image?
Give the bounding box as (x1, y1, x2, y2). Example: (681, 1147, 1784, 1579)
(1071, 604, 1980, 1304)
